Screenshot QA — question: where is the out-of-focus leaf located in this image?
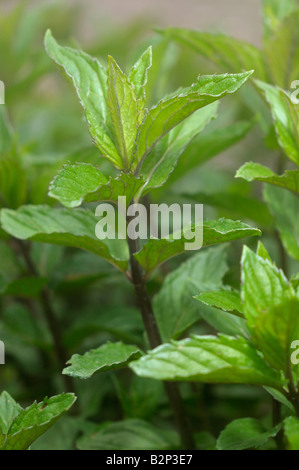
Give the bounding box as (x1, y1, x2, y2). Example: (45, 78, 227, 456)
(169, 120, 254, 183)
(167, 28, 266, 80)
(153, 246, 228, 341)
(217, 418, 281, 450)
(264, 185, 299, 260)
(77, 419, 179, 450)
(262, 0, 299, 39)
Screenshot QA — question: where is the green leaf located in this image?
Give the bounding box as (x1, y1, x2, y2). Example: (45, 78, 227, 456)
(2, 393, 76, 450)
(128, 46, 152, 102)
(134, 71, 254, 165)
(236, 162, 299, 195)
(129, 334, 284, 389)
(217, 418, 281, 450)
(284, 416, 299, 450)
(77, 419, 179, 450)
(139, 103, 218, 191)
(107, 56, 140, 169)
(153, 246, 228, 341)
(94, 173, 144, 206)
(195, 289, 244, 316)
(63, 342, 142, 379)
(0, 205, 129, 271)
(0, 392, 22, 435)
(49, 163, 144, 208)
(264, 185, 299, 260)
(241, 246, 299, 372)
(167, 28, 266, 80)
(48, 163, 107, 208)
(135, 218, 261, 276)
(44, 30, 121, 168)
(255, 80, 299, 165)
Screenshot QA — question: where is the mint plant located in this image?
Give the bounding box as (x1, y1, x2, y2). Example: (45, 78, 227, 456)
(2, 0, 299, 451)
(0, 30, 259, 449)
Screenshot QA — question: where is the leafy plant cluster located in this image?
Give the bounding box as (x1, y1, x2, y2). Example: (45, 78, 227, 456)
(1, 0, 299, 450)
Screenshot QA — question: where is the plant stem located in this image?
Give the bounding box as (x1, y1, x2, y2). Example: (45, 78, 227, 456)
(126, 228, 195, 449)
(12, 239, 74, 393)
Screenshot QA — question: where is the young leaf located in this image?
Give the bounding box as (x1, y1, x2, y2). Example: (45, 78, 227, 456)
(129, 334, 285, 389)
(2, 393, 76, 450)
(48, 163, 107, 208)
(49, 163, 144, 208)
(195, 289, 244, 316)
(134, 71, 254, 165)
(236, 162, 299, 195)
(255, 80, 299, 165)
(77, 419, 179, 450)
(107, 56, 140, 169)
(128, 46, 152, 102)
(0, 205, 129, 271)
(217, 418, 281, 450)
(44, 30, 121, 168)
(63, 342, 142, 379)
(135, 218, 261, 276)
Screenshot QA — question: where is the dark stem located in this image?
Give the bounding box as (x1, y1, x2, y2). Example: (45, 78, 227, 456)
(12, 239, 74, 393)
(126, 227, 195, 449)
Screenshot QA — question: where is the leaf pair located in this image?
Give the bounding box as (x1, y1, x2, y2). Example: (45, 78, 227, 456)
(45, 30, 253, 180)
(129, 243, 299, 393)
